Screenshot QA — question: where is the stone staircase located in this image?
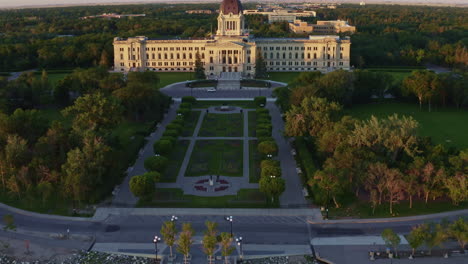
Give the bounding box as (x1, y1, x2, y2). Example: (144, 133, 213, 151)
(219, 72, 242, 80)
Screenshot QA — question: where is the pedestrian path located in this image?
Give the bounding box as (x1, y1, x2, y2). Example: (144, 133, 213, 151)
(157, 107, 259, 197)
(311, 235, 408, 246)
(111, 102, 181, 206)
(267, 102, 307, 207)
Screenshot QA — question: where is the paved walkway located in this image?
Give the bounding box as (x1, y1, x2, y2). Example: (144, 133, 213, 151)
(158, 106, 259, 196)
(111, 102, 181, 207)
(267, 102, 308, 207)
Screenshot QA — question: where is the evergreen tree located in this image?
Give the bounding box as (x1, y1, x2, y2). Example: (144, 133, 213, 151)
(194, 51, 206, 80)
(254, 51, 267, 79)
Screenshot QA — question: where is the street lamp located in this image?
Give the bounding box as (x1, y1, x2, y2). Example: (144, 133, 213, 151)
(270, 175, 276, 179)
(153, 235, 161, 263)
(225, 216, 233, 237)
(236, 236, 244, 262)
(171, 215, 178, 222)
(267, 154, 272, 159)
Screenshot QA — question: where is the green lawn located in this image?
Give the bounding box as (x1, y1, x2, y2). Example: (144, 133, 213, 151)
(346, 102, 468, 149)
(186, 140, 243, 177)
(198, 113, 243, 137)
(249, 140, 261, 183)
(140, 188, 270, 208)
(329, 199, 468, 219)
(266, 72, 301, 84)
(193, 100, 257, 109)
(157, 72, 193, 89)
(248, 110, 257, 137)
(181, 111, 201, 137)
(161, 140, 190, 182)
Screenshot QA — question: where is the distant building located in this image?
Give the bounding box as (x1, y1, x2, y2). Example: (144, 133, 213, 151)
(186, 10, 214, 14)
(113, 0, 351, 77)
(80, 13, 145, 19)
(360, 1, 366, 6)
(290, 20, 356, 34)
(243, 9, 316, 23)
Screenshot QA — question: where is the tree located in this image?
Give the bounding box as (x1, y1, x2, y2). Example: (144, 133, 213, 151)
(62, 136, 111, 203)
(260, 163, 282, 179)
(285, 96, 342, 137)
(312, 167, 346, 208)
(62, 92, 122, 137)
(365, 162, 388, 206)
(153, 140, 173, 155)
(259, 176, 285, 203)
(144, 156, 169, 172)
(194, 51, 206, 80)
(219, 232, 235, 264)
(381, 229, 401, 256)
(177, 223, 194, 264)
(254, 50, 267, 79)
(383, 167, 405, 215)
(424, 223, 448, 254)
(257, 141, 278, 156)
(202, 221, 218, 264)
(445, 173, 467, 205)
(161, 221, 177, 259)
(420, 162, 444, 203)
(403, 70, 436, 110)
(407, 225, 426, 256)
(448, 218, 468, 250)
(129, 174, 156, 201)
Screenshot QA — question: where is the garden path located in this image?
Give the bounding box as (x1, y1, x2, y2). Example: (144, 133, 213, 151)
(157, 107, 259, 196)
(267, 102, 308, 207)
(111, 102, 181, 207)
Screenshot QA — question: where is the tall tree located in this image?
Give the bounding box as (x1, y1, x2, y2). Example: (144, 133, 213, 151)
(161, 221, 177, 259)
(62, 92, 122, 138)
(285, 96, 342, 137)
(403, 70, 436, 110)
(407, 225, 426, 256)
(259, 176, 285, 204)
(62, 136, 111, 203)
(219, 232, 235, 264)
(194, 51, 206, 80)
(254, 50, 267, 79)
(202, 221, 218, 264)
(448, 218, 468, 250)
(383, 167, 405, 215)
(177, 223, 194, 264)
(381, 229, 401, 256)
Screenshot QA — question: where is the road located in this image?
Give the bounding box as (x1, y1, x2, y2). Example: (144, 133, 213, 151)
(1, 204, 467, 262)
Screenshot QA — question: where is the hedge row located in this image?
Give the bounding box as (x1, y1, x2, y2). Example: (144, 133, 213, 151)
(255, 108, 272, 139)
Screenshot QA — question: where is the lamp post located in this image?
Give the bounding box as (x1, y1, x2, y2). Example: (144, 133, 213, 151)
(267, 154, 272, 159)
(153, 235, 161, 263)
(171, 215, 178, 222)
(225, 216, 233, 237)
(236, 236, 243, 262)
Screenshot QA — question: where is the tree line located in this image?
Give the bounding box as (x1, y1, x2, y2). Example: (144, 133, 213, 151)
(0, 69, 170, 211)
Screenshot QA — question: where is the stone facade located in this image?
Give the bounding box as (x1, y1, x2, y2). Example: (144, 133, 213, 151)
(290, 20, 356, 34)
(113, 0, 351, 77)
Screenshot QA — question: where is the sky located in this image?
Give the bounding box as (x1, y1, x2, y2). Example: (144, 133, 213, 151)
(0, 0, 466, 9)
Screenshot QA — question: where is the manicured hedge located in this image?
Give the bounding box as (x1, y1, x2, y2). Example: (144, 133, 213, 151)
(257, 123, 272, 132)
(166, 123, 183, 133)
(177, 108, 191, 117)
(257, 137, 274, 143)
(257, 140, 278, 155)
(260, 159, 280, 169)
(254, 96, 267, 107)
(256, 108, 269, 115)
(256, 129, 271, 137)
(153, 140, 173, 155)
(182, 96, 197, 104)
(180, 102, 192, 109)
(163, 129, 179, 138)
(160, 136, 176, 146)
(144, 155, 169, 172)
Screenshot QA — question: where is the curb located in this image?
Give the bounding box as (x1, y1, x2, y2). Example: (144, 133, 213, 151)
(0, 202, 95, 222)
(307, 209, 468, 224)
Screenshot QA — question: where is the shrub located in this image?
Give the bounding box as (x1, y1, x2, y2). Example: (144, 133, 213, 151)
(144, 171, 161, 183)
(260, 163, 282, 178)
(295, 137, 317, 181)
(257, 113, 271, 122)
(261, 159, 280, 169)
(257, 117, 271, 124)
(254, 96, 267, 107)
(163, 129, 179, 138)
(180, 102, 192, 109)
(160, 136, 176, 146)
(257, 123, 272, 132)
(256, 129, 271, 138)
(177, 108, 191, 117)
(258, 141, 278, 155)
(172, 116, 184, 126)
(166, 123, 183, 133)
(258, 137, 274, 143)
(144, 155, 169, 172)
(129, 174, 155, 200)
(182, 96, 197, 104)
(256, 108, 269, 115)
(153, 140, 173, 155)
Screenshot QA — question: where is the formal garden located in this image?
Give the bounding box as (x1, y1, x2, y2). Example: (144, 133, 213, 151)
(129, 96, 285, 208)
